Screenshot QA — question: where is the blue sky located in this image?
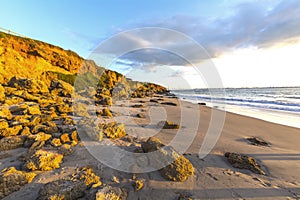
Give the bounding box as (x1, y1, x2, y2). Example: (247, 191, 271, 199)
(1, 0, 300, 88)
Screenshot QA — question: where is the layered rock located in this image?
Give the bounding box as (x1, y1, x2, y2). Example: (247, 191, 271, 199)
(0, 167, 36, 198)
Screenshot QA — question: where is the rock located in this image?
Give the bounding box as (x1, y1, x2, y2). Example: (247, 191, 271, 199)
(95, 186, 127, 200)
(161, 102, 177, 106)
(49, 79, 74, 97)
(160, 155, 194, 182)
(25, 149, 63, 171)
(70, 131, 79, 144)
(142, 137, 194, 182)
(0, 119, 9, 129)
(9, 104, 28, 115)
(37, 179, 86, 200)
(97, 108, 113, 117)
(73, 102, 90, 117)
(101, 122, 126, 139)
(157, 120, 180, 129)
(246, 137, 270, 146)
(136, 113, 145, 118)
(78, 166, 102, 188)
(56, 103, 73, 114)
(51, 138, 62, 147)
(58, 144, 73, 156)
(97, 95, 113, 106)
(0, 107, 13, 120)
(132, 179, 144, 191)
(141, 137, 164, 153)
(0, 84, 5, 102)
(0, 125, 23, 137)
(8, 76, 49, 94)
(27, 104, 41, 115)
(224, 152, 266, 175)
(60, 133, 71, 143)
(0, 167, 36, 199)
(28, 141, 45, 154)
(150, 99, 159, 103)
(198, 102, 206, 106)
(20, 126, 31, 135)
(0, 136, 26, 151)
(131, 104, 144, 108)
(27, 132, 52, 142)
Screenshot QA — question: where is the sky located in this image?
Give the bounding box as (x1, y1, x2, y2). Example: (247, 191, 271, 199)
(1, 0, 300, 89)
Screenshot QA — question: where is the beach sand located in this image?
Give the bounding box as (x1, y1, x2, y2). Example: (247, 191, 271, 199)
(3, 96, 300, 200)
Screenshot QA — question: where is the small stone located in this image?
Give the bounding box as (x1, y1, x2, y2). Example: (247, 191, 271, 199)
(157, 120, 180, 129)
(95, 186, 127, 200)
(132, 179, 144, 191)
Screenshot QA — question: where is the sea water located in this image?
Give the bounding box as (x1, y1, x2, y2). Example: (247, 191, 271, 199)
(172, 87, 300, 128)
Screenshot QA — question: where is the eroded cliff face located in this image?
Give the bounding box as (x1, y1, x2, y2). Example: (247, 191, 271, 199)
(0, 31, 167, 96)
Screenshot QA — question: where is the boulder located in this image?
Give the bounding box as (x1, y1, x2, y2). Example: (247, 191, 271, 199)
(0, 107, 13, 120)
(25, 149, 63, 171)
(95, 186, 127, 200)
(224, 152, 265, 175)
(37, 166, 101, 200)
(0, 119, 9, 129)
(8, 76, 49, 94)
(0, 136, 26, 151)
(37, 179, 86, 200)
(0, 167, 36, 199)
(49, 79, 74, 98)
(96, 95, 113, 106)
(0, 125, 23, 137)
(101, 122, 126, 139)
(142, 137, 194, 182)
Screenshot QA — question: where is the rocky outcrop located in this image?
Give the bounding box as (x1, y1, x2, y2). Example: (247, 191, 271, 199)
(142, 137, 194, 182)
(8, 76, 49, 94)
(25, 149, 63, 171)
(0, 167, 36, 199)
(224, 152, 266, 175)
(100, 122, 126, 139)
(37, 179, 86, 200)
(0, 136, 26, 150)
(37, 166, 101, 200)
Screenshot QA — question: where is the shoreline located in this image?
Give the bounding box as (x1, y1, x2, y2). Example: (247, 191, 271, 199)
(177, 97, 300, 129)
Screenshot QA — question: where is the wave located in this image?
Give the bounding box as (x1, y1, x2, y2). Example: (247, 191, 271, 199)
(173, 87, 300, 113)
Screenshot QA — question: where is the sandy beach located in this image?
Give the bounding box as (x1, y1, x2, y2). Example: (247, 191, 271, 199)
(3, 95, 299, 200)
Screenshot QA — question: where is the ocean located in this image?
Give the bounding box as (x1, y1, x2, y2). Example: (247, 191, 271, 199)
(172, 87, 300, 128)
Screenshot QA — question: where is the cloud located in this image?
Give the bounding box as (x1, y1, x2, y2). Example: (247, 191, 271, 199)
(90, 0, 300, 72)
